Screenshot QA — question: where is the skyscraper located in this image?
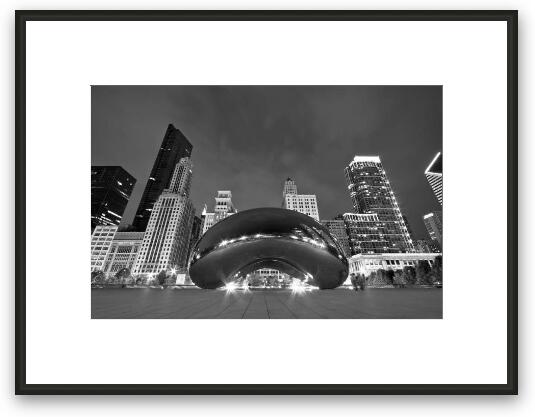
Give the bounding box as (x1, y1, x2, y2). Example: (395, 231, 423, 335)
(423, 211, 443, 249)
(282, 177, 297, 198)
(425, 152, 443, 206)
(90, 225, 118, 271)
(201, 191, 237, 234)
(344, 156, 414, 252)
(91, 166, 136, 230)
(133, 158, 195, 275)
(320, 218, 351, 257)
(187, 215, 202, 263)
(342, 212, 392, 254)
(133, 124, 193, 231)
(402, 215, 415, 241)
(282, 178, 320, 221)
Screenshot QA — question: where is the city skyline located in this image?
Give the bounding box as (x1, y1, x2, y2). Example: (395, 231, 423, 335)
(92, 86, 442, 239)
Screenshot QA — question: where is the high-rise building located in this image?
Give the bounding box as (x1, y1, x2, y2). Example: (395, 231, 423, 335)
(414, 239, 441, 254)
(282, 179, 319, 221)
(91, 166, 136, 230)
(201, 191, 237, 234)
(342, 212, 394, 254)
(425, 152, 443, 206)
(133, 124, 193, 231)
(133, 159, 195, 275)
(168, 157, 193, 196)
(402, 215, 415, 241)
(186, 215, 202, 263)
(423, 211, 443, 249)
(282, 177, 297, 198)
(90, 225, 118, 271)
(344, 156, 414, 252)
(320, 219, 351, 257)
(103, 231, 145, 274)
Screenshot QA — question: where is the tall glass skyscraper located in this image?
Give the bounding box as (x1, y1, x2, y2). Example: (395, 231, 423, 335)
(423, 211, 443, 250)
(133, 124, 193, 231)
(91, 166, 136, 230)
(344, 156, 414, 253)
(425, 152, 442, 206)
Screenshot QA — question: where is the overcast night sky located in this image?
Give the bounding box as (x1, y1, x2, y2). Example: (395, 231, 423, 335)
(91, 86, 442, 239)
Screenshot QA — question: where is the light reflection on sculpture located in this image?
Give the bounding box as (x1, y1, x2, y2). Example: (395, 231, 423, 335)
(189, 208, 349, 289)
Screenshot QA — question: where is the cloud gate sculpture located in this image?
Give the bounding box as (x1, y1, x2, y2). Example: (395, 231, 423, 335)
(189, 208, 349, 289)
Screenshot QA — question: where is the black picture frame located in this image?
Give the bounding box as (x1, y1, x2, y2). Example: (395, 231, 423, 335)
(15, 10, 518, 395)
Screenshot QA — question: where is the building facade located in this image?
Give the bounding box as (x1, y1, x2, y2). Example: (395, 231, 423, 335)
(102, 231, 144, 274)
(282, 178, 319, 221)
(425, 152, 443, 206)
(344, 156, 414, 252)
(133, 193, 194, 275)
(348, 252, 440, 277)
(90, 225, 118, 271)
(133, 124, 193, 231)
(186, 215, 203, 264)
(282, 177, 297, 198)
(414, 239, 441, 254)
(423, 211, 443, 249)
(91, 166, 136, 230)
(320, 219, 351, 257)
(201, 191, 237, 234)
(342, 212, 395, 254)
(133, 158, 195, 275)
(402, 215, 415, 241)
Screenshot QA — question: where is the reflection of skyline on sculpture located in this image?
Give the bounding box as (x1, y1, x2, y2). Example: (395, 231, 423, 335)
(189, 208, 349, 289)
(91, 85, 442, 239)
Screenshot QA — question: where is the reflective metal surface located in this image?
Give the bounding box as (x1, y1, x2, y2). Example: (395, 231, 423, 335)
(189, 208, 349, 289)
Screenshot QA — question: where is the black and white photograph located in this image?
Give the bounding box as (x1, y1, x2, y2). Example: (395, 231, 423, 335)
(14, 10, 516, 396)
(91, 85, 443, 319)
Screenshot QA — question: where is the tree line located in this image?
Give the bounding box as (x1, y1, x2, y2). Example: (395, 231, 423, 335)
(350, 256, 442, 290)
(91, 268, 182, 286)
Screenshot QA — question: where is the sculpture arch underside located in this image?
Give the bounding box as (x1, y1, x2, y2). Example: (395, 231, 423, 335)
(189, 208, 349, 289)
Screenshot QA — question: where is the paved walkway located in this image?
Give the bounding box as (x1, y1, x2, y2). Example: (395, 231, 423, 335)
(91, 288, 442, 319)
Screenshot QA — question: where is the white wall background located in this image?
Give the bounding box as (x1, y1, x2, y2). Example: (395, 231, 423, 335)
(0, 0, 532, 416)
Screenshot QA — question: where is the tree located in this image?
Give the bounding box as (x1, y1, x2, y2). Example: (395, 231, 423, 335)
(350, 273, 358, 289)
(115, 268, 131, 284)
(402, 266, 417, 285)
(356, 273, 367, 290)
(368, 269, 394, 287)
(430, 256, 443, 283)
(165, 274, 177, 286)
(104, 273, 115, 285)
(385, 269, 395, 285)
(156, 270, 167, 286)
(135, 276, 144, 286)
(393, 270, 407, 287)
(367, 271, 378, 287)
(375, 269, 394, 287)
(416, 261, 432, 285)
(91, 270, 105, 284)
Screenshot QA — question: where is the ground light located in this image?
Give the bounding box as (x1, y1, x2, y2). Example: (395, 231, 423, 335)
(225, 282, 238, 293)
(290, 279, 306, 294)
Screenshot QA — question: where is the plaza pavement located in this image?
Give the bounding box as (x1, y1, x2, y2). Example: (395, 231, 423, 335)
(91, 287, 442, 319)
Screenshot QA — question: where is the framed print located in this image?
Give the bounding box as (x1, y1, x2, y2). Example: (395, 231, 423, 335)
(15, 10, 518, 394)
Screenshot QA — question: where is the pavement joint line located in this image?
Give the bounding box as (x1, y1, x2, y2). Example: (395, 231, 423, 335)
(240, 292, 254, 319)
(263, 292, 271, 319)
(274, 293, 298, 319)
